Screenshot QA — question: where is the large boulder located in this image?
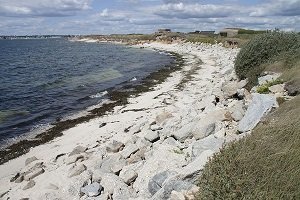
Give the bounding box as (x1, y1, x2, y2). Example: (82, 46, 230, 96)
(121, 144, 139, 159)
(238, 93, 278, 132)
(191, 135, 224, 158)
(222, 82, 238, 98)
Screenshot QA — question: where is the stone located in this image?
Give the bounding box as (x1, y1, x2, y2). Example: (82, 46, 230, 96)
(127, 148, 146, 164)
(228, 101, 245, 121)
(238, 93, 278, 132)
(110, 159, 126, 174)
(192, 122, 216, 140)
(100, 153, 122, 173)
(144, 131, 160, 143)
(68, 164, 87, 178)
(170, 191, 185, 200)
(120, 144, 139, 159)
(80, 182, 102, 197)
(156, 112, 173, 125)
(284, 80, 299, 96)
(191, 135, 224, 158)
(153, 180, 194, 200)
(24, 167, 45, 181)
(119, 169, 138, 185)
(106, 140, 124, 153)
(25, 156, 38, 166)
(178, 150, 214, 182)
(65, 154, 84, 165)
(100, 173, 128, 195)
(269, 84, 284, 94)
(150, 124, 163, 131)
(23, 180, 35, 190)
(69, 146, 87, 157)
(10, 172, 21, 182)
(172, 123, 194, 142)
(237, 79, 248, 89)
(148, 171, 173, 196)
(258, 74, 280, 85)
(222, 82, 238, 98)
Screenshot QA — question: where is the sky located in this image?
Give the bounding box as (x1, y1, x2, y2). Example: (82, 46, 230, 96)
(0, 0, 299, 35)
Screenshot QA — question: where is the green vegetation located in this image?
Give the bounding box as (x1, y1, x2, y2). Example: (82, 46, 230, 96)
(256, 79, 284, 94)
(197, 31, 300, 199)
(238, 29, 267, 35)
(197, 96, 300, 199)
(234, 32, 300, 88)
(185, 34, 221, 44)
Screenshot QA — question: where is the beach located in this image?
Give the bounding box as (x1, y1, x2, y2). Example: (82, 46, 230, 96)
(0, 41, 251, 199)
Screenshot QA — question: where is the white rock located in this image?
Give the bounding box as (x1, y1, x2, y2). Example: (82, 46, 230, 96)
(100, 173, 129, 195)
(23, 180, 35, 190)
(191, 135, 224, 158)
(269, 84, 284, 94)
(192, 122, 216, 140)
(238, 93, 278, 132)
(65, 154, 84, 165)
(106, 140, 124, 153)
(237, 79, 248, 89)
(68, 164, 87, 178)
(120, 169, 138, 185)
(25, 156, 38, 166)
(121, 144, 139, 158)
(222, 82, 238, 98)
(110, 159, 126, 174)
(24, 167, 45, 181)
(69, 146, 87, 157)
(144, 131, 160, 143)
(80, 182, 102, 197)
(258, 74, 280, 85)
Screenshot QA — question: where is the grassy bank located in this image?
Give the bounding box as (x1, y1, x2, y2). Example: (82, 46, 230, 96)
(197, 32, 300, 199)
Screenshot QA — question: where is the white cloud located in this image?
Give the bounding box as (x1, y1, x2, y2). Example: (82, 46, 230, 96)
(0, 0, 91, 17)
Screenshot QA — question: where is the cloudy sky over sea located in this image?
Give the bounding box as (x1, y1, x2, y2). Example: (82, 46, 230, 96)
(0, 0, 299, 35)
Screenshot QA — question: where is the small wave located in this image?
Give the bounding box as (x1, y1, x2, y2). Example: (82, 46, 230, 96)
(89, 90, 108, 99)
(130, 77, 137, 82)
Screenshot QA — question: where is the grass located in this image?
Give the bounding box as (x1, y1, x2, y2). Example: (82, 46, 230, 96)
(197, 96, 300, 199)
(256, 79, 284, 94)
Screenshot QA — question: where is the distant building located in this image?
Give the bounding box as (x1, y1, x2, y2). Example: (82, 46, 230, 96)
(157, 29, 171, 33)
(220, 28, 240, 37)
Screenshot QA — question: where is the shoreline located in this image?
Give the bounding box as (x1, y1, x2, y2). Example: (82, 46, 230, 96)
(0, 46, 183, 165)
(1, 41, 244, 199)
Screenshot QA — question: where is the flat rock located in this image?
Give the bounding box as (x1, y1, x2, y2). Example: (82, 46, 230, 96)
(68, 164, 87, 178)
(150, 124, 163, 131)
(100, 173, 128, 195)
(153, 180, 194, 200)
(192, 122, 216, 140)
(24, 167, 45, 181)
(144, 131, 160, 143)
(110, 159, 126, 174)
(269, 84, 284, 94)
(228, 101, 245, 121)
(148, 171, 175, 196)
(238, 93, 278, 132)
(172, 123, 194, 142)
(119, 169, 138, 185)
(65, 154, 84, 165)
(80, 182, 102, 197)
(120, 144, 139, 159)
(106, 140, 124, 153)
(69, 146, 87, 157)
(23, 180, 35, 190)
(191, 135, 224, 158)
(25, 156, 38, 166)
(258, 74, 280, 85)
(100, 153, 122, 173)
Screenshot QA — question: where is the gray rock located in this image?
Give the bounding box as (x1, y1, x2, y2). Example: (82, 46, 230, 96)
(229, 101, 245, 121)
(110, 159, 126, 174)
(100, 153, 122, 173)
(238, 93, 278, 132)
(69, 146, 87, 157)
(23, 180, 35, 190)
(172, 123, 194, 142)
(25, 156, 38, 166)
(148, 171, 173, 196)
(10, 172, 21, 182)
(100, 173, 128, 195)
(120, 144, 139, 159)
(144, 131, 160, 143)
(178, 150, 214, 182)
(106, 140, 124, 153)
(153, 180, 194, 199)
(222, 82, 238, 98)
(119, 169, 138, 185)
(80, 182, 102, 197)
(258, 74, 280, 85)
(284, 80, 299, 96)
(24, 167, 45, 181)
(192, 122, 216, 140)
(192, 135, 224, 158)
(68, 164, 87, 178)
(65, 154, 84, 165)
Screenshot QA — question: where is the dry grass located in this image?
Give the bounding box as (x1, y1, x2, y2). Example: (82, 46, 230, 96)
(197, 96, 300, 199)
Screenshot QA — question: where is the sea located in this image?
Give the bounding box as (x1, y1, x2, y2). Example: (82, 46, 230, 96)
(0, 38, 174, 148)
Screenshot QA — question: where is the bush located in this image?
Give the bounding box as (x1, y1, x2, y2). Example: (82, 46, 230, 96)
(234, 32, 300, 87)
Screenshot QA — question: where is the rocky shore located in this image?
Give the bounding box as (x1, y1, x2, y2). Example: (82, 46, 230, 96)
(0, 42, 282, 200)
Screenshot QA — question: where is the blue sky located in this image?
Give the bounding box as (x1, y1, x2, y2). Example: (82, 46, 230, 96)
(0, 0, 299, 35)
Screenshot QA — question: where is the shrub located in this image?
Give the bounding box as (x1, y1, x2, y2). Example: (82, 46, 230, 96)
(234, 32, 300, 87)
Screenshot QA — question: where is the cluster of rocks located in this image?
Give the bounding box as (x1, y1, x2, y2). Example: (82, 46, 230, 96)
(1, 42, 287, 200)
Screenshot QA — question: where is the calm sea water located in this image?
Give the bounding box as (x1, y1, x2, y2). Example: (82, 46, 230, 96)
(0, 38, 173, 146)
